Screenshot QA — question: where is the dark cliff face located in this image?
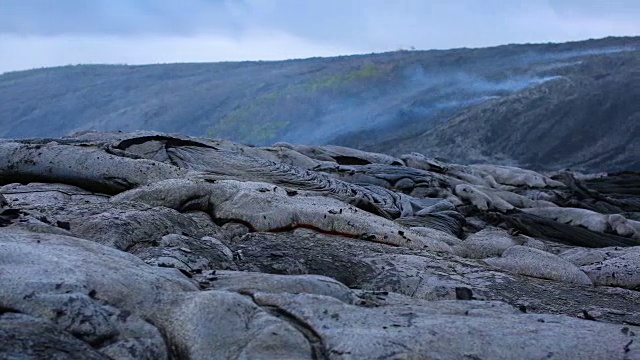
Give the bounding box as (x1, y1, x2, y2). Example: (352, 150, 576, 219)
(0, 36, 638, 172)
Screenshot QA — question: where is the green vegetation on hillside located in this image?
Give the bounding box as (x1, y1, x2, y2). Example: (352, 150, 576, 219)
(305, 64, 381, 91)
(206, 63, 385, 144)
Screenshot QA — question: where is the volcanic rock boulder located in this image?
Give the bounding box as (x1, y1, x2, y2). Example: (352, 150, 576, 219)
(252, 292, 639, 359)
(0, 228, 195, 359)
(484, 246, 593, 285)
(111, 178, 455, 251)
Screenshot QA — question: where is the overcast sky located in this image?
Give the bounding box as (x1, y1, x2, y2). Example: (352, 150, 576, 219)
(1, 0, 638, 73)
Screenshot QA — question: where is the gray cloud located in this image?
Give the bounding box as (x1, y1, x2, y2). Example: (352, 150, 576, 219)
(2, 1, 639, 41)
(0, 0, 638, 73)
(0, 0, 241, 35)
(549, 0, 640, 19)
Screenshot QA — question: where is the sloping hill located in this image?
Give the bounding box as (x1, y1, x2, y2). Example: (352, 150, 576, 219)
(0, 36, 638, 172)
(355, 49, 640, 172)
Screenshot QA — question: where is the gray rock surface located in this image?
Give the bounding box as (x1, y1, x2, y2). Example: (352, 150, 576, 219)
(562, 247, 640, 290)
(252, 292, 639, 360)
(485, 246, 593, 285)
(150, 291, 313, 360)
(1, 131, 640, 359)
(111, 178, 455, 251)
(0, 313, 109, 360)
(454, 227, 544, 259)
(581, 250, 640, 290)
(0, 141, 189, 194)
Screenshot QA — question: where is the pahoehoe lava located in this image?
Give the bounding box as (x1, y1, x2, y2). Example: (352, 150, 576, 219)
(1, 130, 639, 359)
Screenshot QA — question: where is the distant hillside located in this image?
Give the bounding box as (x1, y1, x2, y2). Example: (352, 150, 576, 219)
(0, 36, 638, 172)
(349, 47, 640, 172)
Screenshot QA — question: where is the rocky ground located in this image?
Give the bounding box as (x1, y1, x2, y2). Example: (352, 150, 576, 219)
(1, 131, 639, 359)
